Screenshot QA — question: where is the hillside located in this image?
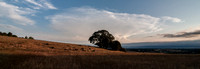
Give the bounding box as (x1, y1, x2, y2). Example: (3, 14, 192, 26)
(0, 36, 130, 55)
(1, 35, 200, 69)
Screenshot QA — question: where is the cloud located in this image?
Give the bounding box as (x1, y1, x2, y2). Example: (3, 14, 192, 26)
(0, 2, 35, 25)
(25, 0, 57, 9)
(47, 7, 167, 43)
(161, 30, 200, 38)
(162, 16, 183, 23)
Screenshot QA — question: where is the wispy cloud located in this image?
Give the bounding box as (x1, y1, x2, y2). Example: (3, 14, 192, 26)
(46, 7, 182, 43)
(0, 0, 57, 26)
(162, 16, 183, 23)
(0, 0, 57, 41)
(0, 2, 35, 25)
(25, 0, 57, 9)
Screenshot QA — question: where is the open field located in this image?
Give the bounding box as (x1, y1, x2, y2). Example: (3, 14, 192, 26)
(0, 36, 200, 69)
(1, 54, 200, 69)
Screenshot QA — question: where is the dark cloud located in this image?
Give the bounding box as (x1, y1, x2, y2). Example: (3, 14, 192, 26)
(161, 30, 200, 38)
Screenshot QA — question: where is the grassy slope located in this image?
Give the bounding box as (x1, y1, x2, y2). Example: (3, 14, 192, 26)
(0, 36, 200, 69)
(0, 36, 127, 55)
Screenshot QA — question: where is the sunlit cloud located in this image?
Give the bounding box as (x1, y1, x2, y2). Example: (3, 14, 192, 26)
(46, 7, 183, 43)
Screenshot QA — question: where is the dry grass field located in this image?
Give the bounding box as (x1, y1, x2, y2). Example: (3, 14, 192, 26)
(0, 36, 200, 69)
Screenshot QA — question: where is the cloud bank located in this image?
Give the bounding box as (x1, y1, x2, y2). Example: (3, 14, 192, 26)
(47, 7, 182, 43)
(162, 30, 200, 38)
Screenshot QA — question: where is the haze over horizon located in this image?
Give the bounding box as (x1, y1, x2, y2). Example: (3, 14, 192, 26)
(1, 0, 200, 44)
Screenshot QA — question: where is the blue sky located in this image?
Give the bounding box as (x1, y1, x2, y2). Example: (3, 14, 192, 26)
(1, 0, 200, 44)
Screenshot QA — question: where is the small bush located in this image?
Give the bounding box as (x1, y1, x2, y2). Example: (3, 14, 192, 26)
(28, 36, 34, 39)
(2, 32, 7, 36)
(0, 31, 35, 39)
(0, 31, 17, 37)
(7, 32, 13, 36)
(12, 35, 18, 37)
(25, 36, 28, 39)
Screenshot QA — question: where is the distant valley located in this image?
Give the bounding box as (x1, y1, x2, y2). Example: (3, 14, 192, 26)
(122, 40, 200, 49)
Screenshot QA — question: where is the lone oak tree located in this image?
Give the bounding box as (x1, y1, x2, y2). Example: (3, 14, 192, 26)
(89, 30, 126, 52)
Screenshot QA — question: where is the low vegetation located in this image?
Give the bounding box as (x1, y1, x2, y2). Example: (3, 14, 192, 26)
(0, 31, 17, 37)
(0, 31, 34, 39)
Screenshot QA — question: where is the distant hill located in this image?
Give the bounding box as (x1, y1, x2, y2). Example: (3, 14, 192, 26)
(122, 40, 200, 49)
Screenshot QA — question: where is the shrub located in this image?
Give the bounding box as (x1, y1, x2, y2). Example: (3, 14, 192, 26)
(25, 36, 28, 39)
(7, 32, 13, 36)
(0, 31, 35, 39)
(28, 36, 34, 39)
(2, 32, 7, 36)
(0, 31, 2, 35)
(12, 35, 18, 37)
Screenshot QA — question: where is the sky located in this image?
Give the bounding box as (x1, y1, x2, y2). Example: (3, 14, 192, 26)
(1, 0, 200, 44)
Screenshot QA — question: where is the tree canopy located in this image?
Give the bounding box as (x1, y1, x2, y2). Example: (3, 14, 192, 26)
(89, 30, 114, 48)
(89, 30, 126, 52)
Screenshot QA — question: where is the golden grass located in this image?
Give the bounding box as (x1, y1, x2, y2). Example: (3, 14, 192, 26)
(1, 36, 200, 69)
(1, 54, 200, 69)
(0, 36, 128, 55)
